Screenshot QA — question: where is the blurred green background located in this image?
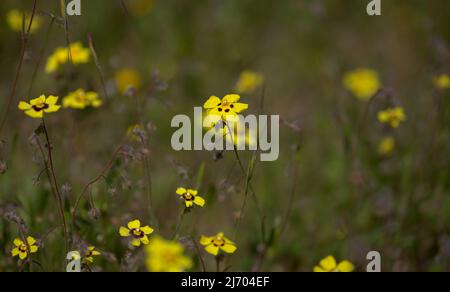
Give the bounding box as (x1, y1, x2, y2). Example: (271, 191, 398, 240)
(0, 0, 449, 272)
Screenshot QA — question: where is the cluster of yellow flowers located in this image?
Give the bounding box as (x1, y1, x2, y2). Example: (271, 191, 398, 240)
(313, 255, 354, 272)
(6, 10, 42, 33)
(45, 42, 91, 74)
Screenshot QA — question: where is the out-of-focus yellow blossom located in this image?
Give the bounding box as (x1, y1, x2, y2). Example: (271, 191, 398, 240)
(314, 256, 354, 272)
(63, 89, 102, 109)
(145, 236, 193, 272)
(84, 246, 101, 265)
(45, 42, 91, 73)
(343, 68, 381, 100)
(18, 95, 60, 118)
(6, 10, 42, 33)
(115, 68, 142, 94)
(200, 232, 237, 256)
(235, 70, 264, 94)
(176, 187, 205, 208)
(11, 237, 39, 260)
(378, 136, 395, 156)
(204, 94, 248, 123)
(128, 0, 155, 17)
(378, 107, 406, 128)
(119, 219, 154, 247)
(433, 74, 450, 90)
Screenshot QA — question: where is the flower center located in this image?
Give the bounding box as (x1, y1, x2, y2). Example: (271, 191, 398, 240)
(131, 228, 144, 238)
(19, 244, 28, 252)
(211, 237, 225, 247)
(32, 103, 49, 112)
(183, 193, 194, 201)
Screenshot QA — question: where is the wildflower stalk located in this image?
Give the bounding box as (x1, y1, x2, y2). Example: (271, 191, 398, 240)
(0, 0, 38, 137)
(41, 118, 69, 251)
(172, 208, 187, 240)
(190, 236, 206, 272)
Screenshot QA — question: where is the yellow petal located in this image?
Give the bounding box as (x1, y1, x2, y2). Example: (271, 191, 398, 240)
(91, 250, 101, 256)
(131, 238, 141, 247)
(200, 236, 213, 246)
(26, 237, 36, 246)
(128, 219, 141, 229)
(337, 260, 355, 272)
(119, 227, 130, 237)
(232, 103, 248, 113)
(19, 252, 28, 260)
(205, 245, 220, 256)
(30, 95, 46, 106)
(313, 266, 327, 272)
(187, 189, 198, 196)
(11, 248, 20, 257)
(319, 256, 337, 271)
(25, 109, 43, 118)
(13, 238, 23, 247)
(141, 235, 150, 245)
(18, 101, 31, 110)
(141, 226, 154, 235)
(203, 96, 222, 109)
(223, 94, 240, 103)
(46, 95, 59, 105)
(176, 187, 187, 195)
(44, 104, 61, 113)
(30, 245, 38, 253)
(193, 196, 205, 207)
(185, 200, 193, 208)
(221, 244, 237, 254)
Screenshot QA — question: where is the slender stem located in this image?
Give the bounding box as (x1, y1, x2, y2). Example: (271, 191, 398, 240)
(172, 208, 187, 240)
(190, 237, 206, 272)
(216, 256, 221, 272)
(41, 118, 68, 251)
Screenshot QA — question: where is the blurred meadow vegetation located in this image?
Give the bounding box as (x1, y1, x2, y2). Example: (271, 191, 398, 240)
(0, 0, 450, 272)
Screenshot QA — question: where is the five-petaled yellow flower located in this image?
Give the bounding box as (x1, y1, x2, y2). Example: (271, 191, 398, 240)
(433, 74, 450, 90)
(204, 94, 248, 123)
(7, 10, 42, 33)
(378, 136, 395, 156)
(200, 232, 237, 256)
(63, 89, 102, 109)
(145, 236, 193, 272)
(313, 256, 354, 272)
(11, 237, 39, 260)
(176, 187, 205, 208)
(235, 70, 264, 94)
(378, 107, 406, 128)
(18, 95, 61, 118)
(343, 68, 381, 100)
(45, 42, 91, 73)
(84, 246, 101, 264)
(119, 219, 154, 247)
(115, 68, 142, 94)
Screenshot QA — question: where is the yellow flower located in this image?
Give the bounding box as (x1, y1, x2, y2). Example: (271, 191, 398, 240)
(176, 187, 205, 208)
(84, 246, 101, 265)
(200, 232, 237, 256)
(235, 70, 264, 94)
(378, 107, 406, 128)
(433, 74, 450, 90)
(115, 68, 142, 94)
(145, 236, 193, 272)
(45, 42, 90, 73)
(6, 10, 42, 33)
(314, 256, 354, 272)
(63, 89, 102, 109)
(203, 94, 248, 123)
(11, 237, 39, 260)
(343, 68, 381, 100)
(18, 95, 60, 118)
(119, 219, 154, 247)
(378, 136, 395, 156)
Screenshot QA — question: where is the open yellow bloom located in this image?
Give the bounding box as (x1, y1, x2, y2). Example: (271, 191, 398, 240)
(200, 232, 237, 256)
(378, 136, 395, 156)
(235, 70, 264, 94)
(176, 187, 205, 208)
(115, 68, 142, 94)
(343, 68, 381, 100)
(84, 246, 101, 265)
(145, 236, 193, 272)
(7, 10, 42, 33)
(63, 89, 102, 109)
(119, 219, 154, 247)
(45, 42, 90, 73)
(204, 94, 248, 123)
(18, 95, 60, 118)
(314, 256, 354, 272)
(11, 237, 39, 260)
(378, 107, 406, 128)
(433, 74, 450, 90)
